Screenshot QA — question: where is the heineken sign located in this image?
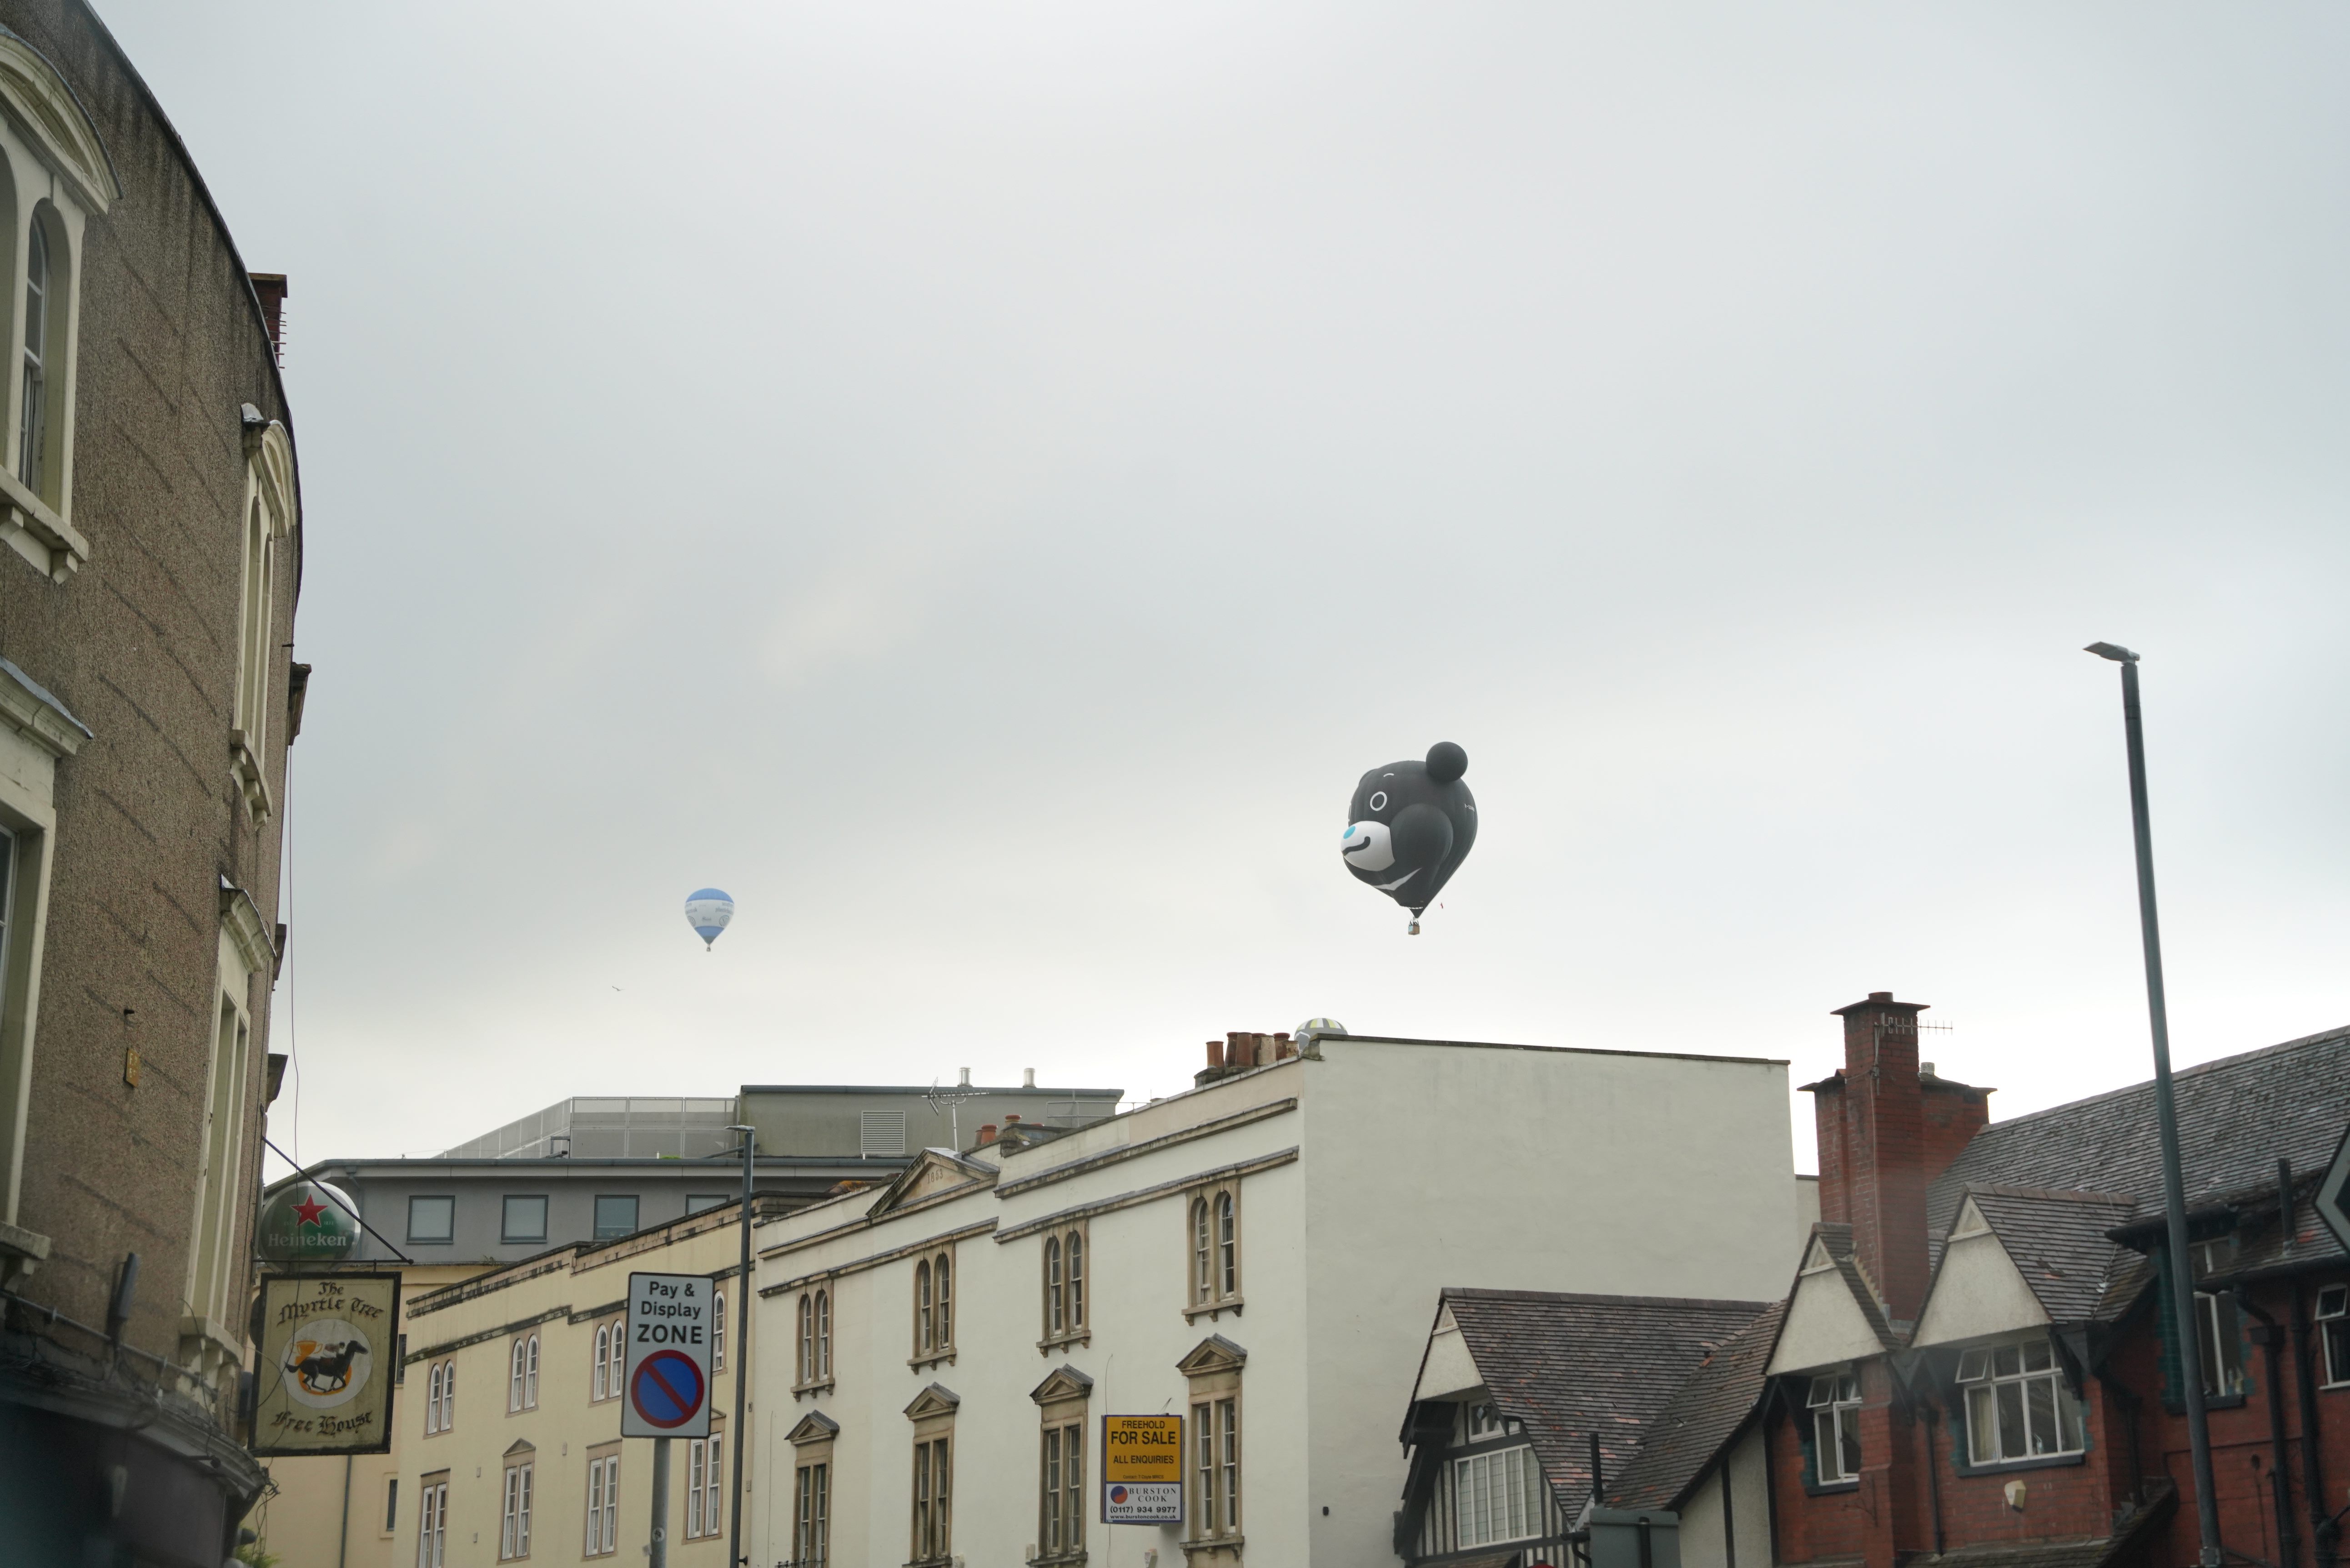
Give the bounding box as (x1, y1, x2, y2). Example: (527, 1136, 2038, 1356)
(259, 1181, 362, 1262)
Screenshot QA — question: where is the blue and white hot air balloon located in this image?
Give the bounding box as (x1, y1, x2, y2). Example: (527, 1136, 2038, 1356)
(684, 889, 735, 951)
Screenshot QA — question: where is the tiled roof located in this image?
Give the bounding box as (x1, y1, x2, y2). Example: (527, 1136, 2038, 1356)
(1960, 1186, 2138, 1326)
(1608, 1300, 1788, 1510)
(1925, 1026, 2350, 1236)
(2156, 1170, 2348, 1283)
(1438, 1289, 1775, 1515)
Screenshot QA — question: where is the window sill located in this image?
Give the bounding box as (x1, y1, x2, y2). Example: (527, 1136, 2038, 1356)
(1180, 1534, 1245, 1561)
(1038, 1331, 1091, 1356)
(0, 1219, 51, 1287)
(909, 1351, 957, 1373)
(1029, 1552, 1089, 1567)
(2159, 1392, 2247, 1416)
(1803, 1479, 1861, 1497)
(1950, 1450, 2086, 1478)
(793, 1379, 835, 1402)
(1184, 1297, 1245, 1323)
(0, 466, 86, 585)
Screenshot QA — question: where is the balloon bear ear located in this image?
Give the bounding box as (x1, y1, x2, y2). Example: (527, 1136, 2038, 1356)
(1425, 741, 1467, 785)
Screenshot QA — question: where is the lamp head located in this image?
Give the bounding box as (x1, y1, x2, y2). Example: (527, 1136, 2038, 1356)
(2084, 642, 2139, 663)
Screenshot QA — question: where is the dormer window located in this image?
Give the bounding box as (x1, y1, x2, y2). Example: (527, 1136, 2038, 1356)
(1807, 1370, 1862, 1483)
(1957, 1337, 2084, 1463)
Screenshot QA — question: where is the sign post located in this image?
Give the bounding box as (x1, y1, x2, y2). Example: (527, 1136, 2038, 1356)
(1101, 1413, 1184, 1525)
(623, 1272, 713, 1567)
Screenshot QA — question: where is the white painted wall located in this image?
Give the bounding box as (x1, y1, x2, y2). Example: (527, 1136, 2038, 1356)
(1301, 1038, 1797, 1566)
(1674, 1427, 1772, 1568)
(748, 1035, 1799, 1568)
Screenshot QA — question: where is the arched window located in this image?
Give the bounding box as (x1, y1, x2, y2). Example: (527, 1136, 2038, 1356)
(915, 1260, 934, 1354)
(1045, 1236, 1064, 1336)
(798, 1293, 814, 1384)
(1187, 1184, 1242, 1314)
(426, 1361, 444, 1432)
(1191, 1199, 1212, 1303)
(1216, 1193, 1237, 1298)
(713, 1287, 727, 1372)
(593, 1324, 610, 1400)
(510, 1338, 527, 1411)
(16, 214, 46, 495)
(935, 1253, 952, 1348)
(1067, 1231, 1085, 1330)
(816, 1289, 832, 1378)
(443, 1360, 454, 1427)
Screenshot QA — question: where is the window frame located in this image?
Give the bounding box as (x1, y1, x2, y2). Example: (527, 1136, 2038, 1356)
(1955, 1337, 2086, 1468)
(911, 1432, 954, 1565)
(1452, 1443, 1544, 1548)
(582, 1448, 620, 1557)
(2316, 1284, 2349, 1389)
(1185, 1181, 1244, 1320)
(713, 1285, 727, 1373)
(1180, 1338, 1245, 1549)
(685, 1429, 727, 1539)
(406, 1195, 457, 1245)
(911, 1246, 957, 1369)
(499, 1452, 534, 1561)
(1039, 1221, 1091, 1351)
(593, 1193, 640, 1241)
(415, 1474, 449, 1568)
(501, 1194, 549, 1246)
(2189, 1239, 2249, 1399)
(1806, 1369, 1863, 1487)
(509, 1333, 540, 1413)
(789, 1411, 838, 1567)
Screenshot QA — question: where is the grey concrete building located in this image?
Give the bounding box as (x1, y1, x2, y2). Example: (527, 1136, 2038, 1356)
(0, 3, 301, 1561)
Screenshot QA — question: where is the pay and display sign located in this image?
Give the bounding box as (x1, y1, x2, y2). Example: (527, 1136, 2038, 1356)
(1101, 1413, 1183, 1523)
(621, 1272, 713, 1439)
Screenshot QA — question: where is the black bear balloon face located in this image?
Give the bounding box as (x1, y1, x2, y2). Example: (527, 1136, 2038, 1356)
(1341, 741, 1476, 919)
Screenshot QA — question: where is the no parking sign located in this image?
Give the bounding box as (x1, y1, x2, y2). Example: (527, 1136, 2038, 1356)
(621, 1272, 713, 1439)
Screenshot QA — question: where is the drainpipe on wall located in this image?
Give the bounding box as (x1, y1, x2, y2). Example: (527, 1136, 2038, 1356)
(2290, 1278, 2335, 1568)
(1923, 1406, 1947, 1557)
(2238, 1293, 2300, 1568)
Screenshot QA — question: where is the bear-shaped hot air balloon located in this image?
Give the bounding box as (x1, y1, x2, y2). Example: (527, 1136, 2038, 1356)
(1340, 742, 1476, 934)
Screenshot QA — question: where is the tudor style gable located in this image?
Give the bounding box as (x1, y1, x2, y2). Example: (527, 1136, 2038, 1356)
(1765, 1226, 1897, 1377)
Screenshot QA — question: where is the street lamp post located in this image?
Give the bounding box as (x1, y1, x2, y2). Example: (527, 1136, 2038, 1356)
(726, 1124, 757, 1568)
(2085, 641, 2222, 1568)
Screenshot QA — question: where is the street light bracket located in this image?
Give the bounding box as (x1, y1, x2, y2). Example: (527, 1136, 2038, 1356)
(2084, 642, 2139, 663)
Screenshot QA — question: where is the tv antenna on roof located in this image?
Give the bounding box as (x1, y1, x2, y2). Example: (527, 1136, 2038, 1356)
(925, 1069, 988, 1153)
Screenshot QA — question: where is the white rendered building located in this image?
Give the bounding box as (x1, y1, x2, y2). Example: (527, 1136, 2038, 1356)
(747, 1030, 1808, 1568)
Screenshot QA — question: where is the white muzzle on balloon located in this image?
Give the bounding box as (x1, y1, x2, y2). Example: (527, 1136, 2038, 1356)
(1340, 819, 1395, 873)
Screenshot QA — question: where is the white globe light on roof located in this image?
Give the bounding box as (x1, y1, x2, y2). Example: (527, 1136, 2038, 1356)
(684, 889, 735, 950)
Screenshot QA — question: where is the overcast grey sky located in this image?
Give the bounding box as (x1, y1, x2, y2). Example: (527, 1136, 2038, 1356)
(100, 3, 2349, 1174)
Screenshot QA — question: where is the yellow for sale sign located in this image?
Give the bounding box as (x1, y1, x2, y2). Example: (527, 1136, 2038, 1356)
(1101, 1413, 1184, 1523)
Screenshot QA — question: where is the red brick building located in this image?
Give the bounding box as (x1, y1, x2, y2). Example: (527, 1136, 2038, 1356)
(1396, 996, 2350, 1568)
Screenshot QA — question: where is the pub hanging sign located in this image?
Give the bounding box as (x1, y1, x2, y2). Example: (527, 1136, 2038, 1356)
(250, 1272, 401, 1456)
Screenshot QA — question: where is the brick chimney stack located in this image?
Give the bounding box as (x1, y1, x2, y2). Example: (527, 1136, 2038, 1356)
(1826, 991, 1931, 1327)
(248, 273, 287, 363)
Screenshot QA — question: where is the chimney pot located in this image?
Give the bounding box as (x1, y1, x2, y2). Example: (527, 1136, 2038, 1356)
(977, 1123, 997, 1145)
(1023, 1068, 1036, 1089)
(959, 1066, 972, 1087)
(1868, 990, 1892, 1002)
(1005, 1114, 1020, 1124)
(1920, 1062, 1935, 1077)
(1206, 1040, 1225, 1069)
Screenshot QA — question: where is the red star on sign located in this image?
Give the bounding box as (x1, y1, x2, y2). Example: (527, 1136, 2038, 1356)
(292, 1193, 327, 1228)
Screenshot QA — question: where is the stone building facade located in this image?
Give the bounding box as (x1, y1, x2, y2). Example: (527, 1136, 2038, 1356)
(0, 2, 303, 1561)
